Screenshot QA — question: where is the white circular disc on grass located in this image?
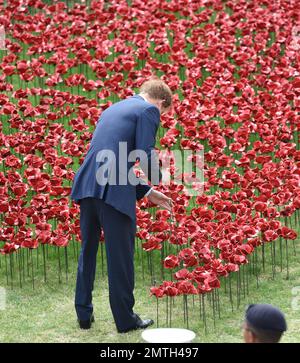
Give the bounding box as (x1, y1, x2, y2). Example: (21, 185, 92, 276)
(141, 328, 196, 343)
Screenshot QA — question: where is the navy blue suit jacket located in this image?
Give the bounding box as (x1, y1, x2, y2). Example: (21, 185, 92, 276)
(70, 94, 162, 220)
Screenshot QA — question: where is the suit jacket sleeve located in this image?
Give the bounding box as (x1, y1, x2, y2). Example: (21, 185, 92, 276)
(135, 105, 162, 200)
(136, 183, 151, 201)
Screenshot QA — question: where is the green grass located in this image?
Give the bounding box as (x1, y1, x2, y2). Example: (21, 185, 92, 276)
(0, 234, 299, 343)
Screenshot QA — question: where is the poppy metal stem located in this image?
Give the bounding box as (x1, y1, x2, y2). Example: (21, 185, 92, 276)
(57, 247, 61, 284)
(262, 242, 265, 272)
(185, 295, 189, 329)
(285, 239, 289, 280)
(30, 249, 34, 289)
(42, 243, 47, 283)
(64, 246, 68, 283)
(198, 294, 202, 319)
(36, 246, 39, 269)
(169, 296, 172, 327)
(156, 298, 159, 328)
(22, 249, 25, 283)
(5, 254, 8, 286)
(26, 249, 30, 278)
(166, 295, 168, 326)
(9, 253, 13, 289)
(141, 246, 145, 282)
(202, 294, 207, 334)
(17, 250, 22, 288)
(72, 235, 76, 259)
(229, 273, 233, 312)
(279, 237, 283, 272)
(212, 290, 216, 329)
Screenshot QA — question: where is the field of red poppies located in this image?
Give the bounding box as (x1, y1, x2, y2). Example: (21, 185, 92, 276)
(0, 0, 299, 332)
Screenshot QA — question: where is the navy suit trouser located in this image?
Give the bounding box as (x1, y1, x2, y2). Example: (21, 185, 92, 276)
(75, 197, 137, 331)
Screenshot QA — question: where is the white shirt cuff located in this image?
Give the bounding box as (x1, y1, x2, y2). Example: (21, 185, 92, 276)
(144, 187, 153, 197)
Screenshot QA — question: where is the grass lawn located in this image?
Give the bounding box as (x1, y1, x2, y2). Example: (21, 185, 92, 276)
(0, 228, 299, 343)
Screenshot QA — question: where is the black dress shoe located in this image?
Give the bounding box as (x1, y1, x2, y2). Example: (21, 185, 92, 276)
(78, 314, 95, 330)
(118, 314, 154, 333)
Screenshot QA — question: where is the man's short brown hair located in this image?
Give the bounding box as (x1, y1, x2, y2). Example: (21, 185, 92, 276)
(140, 79, 172, 109)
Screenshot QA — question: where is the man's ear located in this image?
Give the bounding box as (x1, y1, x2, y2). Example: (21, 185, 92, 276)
(163, 104, 172, 115)
(157, 99, 164, 110)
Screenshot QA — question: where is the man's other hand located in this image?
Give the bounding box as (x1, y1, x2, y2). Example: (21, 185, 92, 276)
(147, 189, 173, 212)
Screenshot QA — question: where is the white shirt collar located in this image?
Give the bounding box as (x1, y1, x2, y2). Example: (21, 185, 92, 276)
(138, 94, 147, 101)
(137, 94, 161, 114)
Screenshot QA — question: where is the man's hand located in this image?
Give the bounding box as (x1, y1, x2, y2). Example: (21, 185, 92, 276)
(147, 189, 173, 212)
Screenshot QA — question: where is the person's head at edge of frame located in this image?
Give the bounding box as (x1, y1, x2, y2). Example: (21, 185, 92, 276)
(139, 77, 173, 116)
(242, 304, 287, 343)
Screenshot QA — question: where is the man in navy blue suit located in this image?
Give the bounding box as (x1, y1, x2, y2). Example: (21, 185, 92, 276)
(71, 79, 173, 333)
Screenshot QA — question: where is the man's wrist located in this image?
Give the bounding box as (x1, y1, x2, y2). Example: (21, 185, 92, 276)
(144, 187, 153, 197)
